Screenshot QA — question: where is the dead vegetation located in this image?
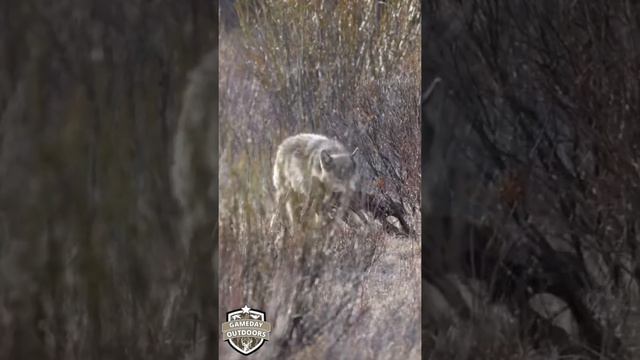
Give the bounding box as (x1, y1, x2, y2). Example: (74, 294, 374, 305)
(0, 0, 217, 359)
(424, 1, 640, 358)
(219, 1, 421, 358)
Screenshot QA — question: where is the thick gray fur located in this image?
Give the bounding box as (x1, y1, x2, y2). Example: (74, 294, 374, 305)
(271, 133, 359, 231)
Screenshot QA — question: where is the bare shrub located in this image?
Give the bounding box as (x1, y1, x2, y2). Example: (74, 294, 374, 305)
(234, 0, 419, 133)
(219, 1, 420, 358)
(425, 0, 640, 358)
(0, 1, 217, 359)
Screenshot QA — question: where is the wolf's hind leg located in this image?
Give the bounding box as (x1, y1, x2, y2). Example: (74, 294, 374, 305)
(285, 196, 299, 232)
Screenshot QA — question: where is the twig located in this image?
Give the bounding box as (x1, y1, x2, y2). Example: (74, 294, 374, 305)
(422, 77, 442, 105)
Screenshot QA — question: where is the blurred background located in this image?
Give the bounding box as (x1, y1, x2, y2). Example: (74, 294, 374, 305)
(0, 1, 216, 359)
(424, 1, 640, 359)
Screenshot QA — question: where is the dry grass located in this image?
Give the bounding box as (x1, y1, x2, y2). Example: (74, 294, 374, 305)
(219, 1, 421, 358)
(0, 1, 217, 359)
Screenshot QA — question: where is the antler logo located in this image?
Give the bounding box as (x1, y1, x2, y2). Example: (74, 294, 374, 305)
(221, 305, 272, 355)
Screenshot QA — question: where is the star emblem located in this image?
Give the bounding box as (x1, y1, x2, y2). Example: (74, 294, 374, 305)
(241, 305, 251, 313)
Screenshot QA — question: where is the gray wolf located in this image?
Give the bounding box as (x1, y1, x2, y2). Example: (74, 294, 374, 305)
(270, 133, 359, 231)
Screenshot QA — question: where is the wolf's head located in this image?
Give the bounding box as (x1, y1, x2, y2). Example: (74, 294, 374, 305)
(319, 148, 359, 193)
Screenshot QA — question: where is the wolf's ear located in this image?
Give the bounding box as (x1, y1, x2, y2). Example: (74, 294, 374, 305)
(320, 150, 333, 169)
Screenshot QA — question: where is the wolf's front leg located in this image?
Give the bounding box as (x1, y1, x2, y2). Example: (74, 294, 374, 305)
(299, 194, 319, 230)
(333, 192, 353, 226)
(312, 196, 328, 227)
